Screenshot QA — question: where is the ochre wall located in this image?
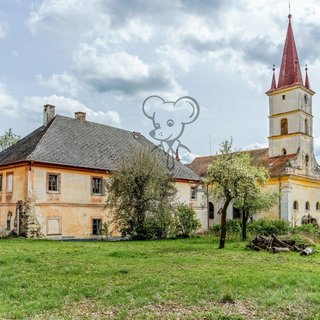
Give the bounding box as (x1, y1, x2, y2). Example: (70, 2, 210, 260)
(0, 164, 28, 231)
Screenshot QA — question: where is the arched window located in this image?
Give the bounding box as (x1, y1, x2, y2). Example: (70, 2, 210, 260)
(305, 201, 310, 210)
(282, 148, 287, 155)
(305, 118, 309, 135)
(208, 202, 214, 219)
(7, 211, 12, 230)
(316, 202, 320, 210)
(281, 118, 288, 135)
(293, 201, 299, 210)
(306, 155, 309, 167)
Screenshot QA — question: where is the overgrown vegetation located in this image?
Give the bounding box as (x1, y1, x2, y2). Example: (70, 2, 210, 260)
(0, 237, 319, 320)
(105, 147, 177, 240)
(175, 203, 201, 238)
(210, 218, 320, 241)
(206, 139, 277, 248)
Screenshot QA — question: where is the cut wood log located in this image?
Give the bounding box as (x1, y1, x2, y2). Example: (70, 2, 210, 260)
(248, 235, 308, 254)
(272, 247, 290, 253)
(300, 247, 313, 256)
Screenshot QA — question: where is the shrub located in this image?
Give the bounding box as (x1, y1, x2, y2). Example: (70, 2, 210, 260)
(247, 219, 291, 236)
(209, 220, 242, 236)
(175, 204, 201, 237)
(293, 224, 320, 239)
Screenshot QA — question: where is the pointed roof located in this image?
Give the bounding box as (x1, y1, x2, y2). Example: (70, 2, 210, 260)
(270, 65, 277, 91)
(305, 65, 310, 89)
(277, 14, 303, 89)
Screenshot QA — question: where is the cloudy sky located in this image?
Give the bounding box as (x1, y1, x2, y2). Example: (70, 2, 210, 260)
(1, 0, 320, 162)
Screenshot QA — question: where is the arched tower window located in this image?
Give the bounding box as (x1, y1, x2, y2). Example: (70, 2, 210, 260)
(208, 202, 214, 219)
(282, 148, 287, 155)
(305, 118, 309, 135)
(316, 202, 320, 210)
(281, 118, 288, 135)
(305, 201, 310, 210)
(293, 201, 298, 210)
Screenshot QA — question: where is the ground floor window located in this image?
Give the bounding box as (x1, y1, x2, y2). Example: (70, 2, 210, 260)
(208, 202, 214, 219)
(92, 219, 102, 235)
(233, 207, 241, 219)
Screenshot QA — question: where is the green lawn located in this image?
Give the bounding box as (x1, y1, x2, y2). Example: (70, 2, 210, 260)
(0, 237, 319, 320)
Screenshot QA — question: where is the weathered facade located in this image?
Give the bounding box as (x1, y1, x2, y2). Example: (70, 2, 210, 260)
(0, 106, 206, 238)
(187, 14, 320, 227)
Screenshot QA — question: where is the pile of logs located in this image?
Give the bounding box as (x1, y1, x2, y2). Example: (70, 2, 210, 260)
(248, 234, 313, 255)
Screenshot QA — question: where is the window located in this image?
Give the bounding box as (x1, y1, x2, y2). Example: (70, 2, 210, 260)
(280, 118, 288, 135)
(293, 201, 299, 210)
(6, 173, 13, 193)
(305, 201, 310, 210)
(305, 118, 309, 135)
(316, 202, 320, 210)
(190, 187, 197, 199)
(306, 155, 309, 167)
(47, 174, 60, 192)
(92, 177, 103, 195)
(0, 174, 2, 192)
(282, 95, 286, 100)
(208, 202, 214, 219)
(233, 207, 241, 219)
(282, 148, 287, 155)
(92, 219, 102, 235)
(7, 212, 12, 230)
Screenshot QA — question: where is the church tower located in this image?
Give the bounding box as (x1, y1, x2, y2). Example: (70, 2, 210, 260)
(266, 14, 316, 175)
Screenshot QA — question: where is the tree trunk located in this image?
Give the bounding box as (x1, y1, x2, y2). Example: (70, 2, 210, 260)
(241, 210, 248, 241)
(219, 198, 232, 249)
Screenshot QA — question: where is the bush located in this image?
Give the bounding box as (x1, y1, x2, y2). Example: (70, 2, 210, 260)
(293, 224, 320, 239)
(247, 219, 291, 236)
(209, 220, 242, 236)
(175, 204, 201, 237)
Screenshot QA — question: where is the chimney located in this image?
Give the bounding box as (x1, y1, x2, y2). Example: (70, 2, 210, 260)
(75, 111, 86, 123)
(43, 104, 55, 125)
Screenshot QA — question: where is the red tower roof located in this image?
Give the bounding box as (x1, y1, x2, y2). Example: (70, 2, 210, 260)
(277, 14, 303, 89)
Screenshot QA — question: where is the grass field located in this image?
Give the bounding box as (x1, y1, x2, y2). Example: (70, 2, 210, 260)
(0, 237, 319, 320)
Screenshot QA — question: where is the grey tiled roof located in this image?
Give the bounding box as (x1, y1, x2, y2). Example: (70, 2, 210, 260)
(0, 115, 199, 181)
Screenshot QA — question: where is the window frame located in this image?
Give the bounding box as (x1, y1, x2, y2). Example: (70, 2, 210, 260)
(46, 173, 61, 193)
(6, 172, 14, 193)
(305, 201, 310, 210)
(91, 176, 104, 195)
(280, 118, 288, 135)
(190, 186, 197, 200)
(92, 218, 102, 235)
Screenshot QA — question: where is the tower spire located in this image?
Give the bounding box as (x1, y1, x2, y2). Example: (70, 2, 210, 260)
(305, 64, 310, 89)
(270, 65, 277, 91)
(277, 14, 303, 89)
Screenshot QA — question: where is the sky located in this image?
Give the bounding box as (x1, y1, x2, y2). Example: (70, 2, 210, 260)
(1, 0, 320, 162)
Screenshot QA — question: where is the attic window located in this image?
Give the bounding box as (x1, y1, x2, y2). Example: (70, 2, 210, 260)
(282, 95, 286, 100)
(132, 131, 140, 139)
